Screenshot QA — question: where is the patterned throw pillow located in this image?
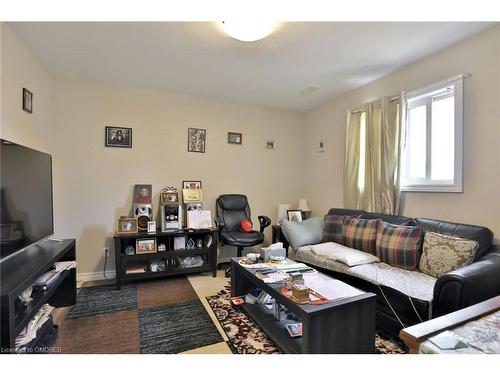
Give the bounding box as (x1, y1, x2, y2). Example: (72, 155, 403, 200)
(322, 214, 355, 244)
(419, 232, 479, 278)
(376, 222, 423, 271)
(342, 217, 381, 255)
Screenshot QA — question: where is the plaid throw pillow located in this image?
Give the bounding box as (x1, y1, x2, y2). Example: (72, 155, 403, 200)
(343, 217, 381, 255)
(322, 214, 355, 244)
(376, 222, 423, 271)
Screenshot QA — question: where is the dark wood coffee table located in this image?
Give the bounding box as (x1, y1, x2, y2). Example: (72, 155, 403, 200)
(231, 258, 376, 353)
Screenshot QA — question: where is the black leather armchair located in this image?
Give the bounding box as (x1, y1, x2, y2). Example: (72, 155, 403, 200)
(215, 194, 271, 276)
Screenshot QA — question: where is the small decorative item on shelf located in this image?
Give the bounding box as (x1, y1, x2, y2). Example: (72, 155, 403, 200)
(117, 217, 138, 235)
(136, 238, 157, 254)
(186, 238, 196, 249)
(204, 234, 213, 247)
(287, 210, 303, 223)
(196, 238, 203, 248)
(125, 245, 135, 256)
(147, 221, 156, 233)
(174, 236, 186, 250)
(158, 243, 166, 252)
(186, 203, 203, 211)
(150, 260, 166, 272)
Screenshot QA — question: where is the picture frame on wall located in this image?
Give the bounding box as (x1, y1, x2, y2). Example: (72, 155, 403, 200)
(187, 128, 206, 153)
(182, 180, 202, 189)
(265, 140, 275, 150)
(287, 210, 303, 223)
(22, 88, 33, 114)
(105, 126, 132, 148)
(228, 132, 242, 145)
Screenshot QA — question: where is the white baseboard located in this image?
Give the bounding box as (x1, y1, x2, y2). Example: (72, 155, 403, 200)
(77, 270, 116, 283)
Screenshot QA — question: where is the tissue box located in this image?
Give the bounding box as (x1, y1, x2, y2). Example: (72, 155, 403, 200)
(260, 246, 286, 261)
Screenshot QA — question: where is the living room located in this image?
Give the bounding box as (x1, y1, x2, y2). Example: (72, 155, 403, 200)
(1, 0, 499, 372)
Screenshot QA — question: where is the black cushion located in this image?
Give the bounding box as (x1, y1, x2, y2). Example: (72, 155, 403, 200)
(220, 231, 265, 247)
(360, 212, 415, 226)
(415, 218, 494, 261)
(328, 208, 365, 216)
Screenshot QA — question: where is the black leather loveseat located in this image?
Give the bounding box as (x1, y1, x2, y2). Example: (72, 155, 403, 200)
(289, 208, 500, 337)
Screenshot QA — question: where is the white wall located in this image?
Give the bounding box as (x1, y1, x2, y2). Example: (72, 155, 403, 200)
(303, 25, 500, 240)
(50, 77, 304, 273)
(0, 23, 52, 153)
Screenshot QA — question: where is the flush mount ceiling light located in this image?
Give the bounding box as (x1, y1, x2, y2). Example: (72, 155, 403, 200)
(220, 20, 278, 42)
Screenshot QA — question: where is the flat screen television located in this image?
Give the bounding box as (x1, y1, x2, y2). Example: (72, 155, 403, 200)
(0, 139, 54, 260)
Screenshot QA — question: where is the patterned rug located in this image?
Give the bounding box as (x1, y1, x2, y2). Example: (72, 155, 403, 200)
(57, 278, 224, 354)
(206, 288, 408, 354)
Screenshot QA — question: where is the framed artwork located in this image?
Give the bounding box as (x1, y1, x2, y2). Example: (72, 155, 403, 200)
(287, 210, 303, 223)
(318, 140, 325, 153)
(133, 184, 152, 204)
(228, 132, 242, 145)
(22, 88, 33, 113)
(161, 191, 179, 204)
(136, 238, 157, 254)
(105, 126, 132, 148)
(182, 180, 202, 189)
(182, 188, 202, 203)
(116, 217, 137, 235)
(187, 127, 206, 153)
(265, 140, 275, 150)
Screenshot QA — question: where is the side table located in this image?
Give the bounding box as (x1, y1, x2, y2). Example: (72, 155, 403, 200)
(271, 225, 290, 256)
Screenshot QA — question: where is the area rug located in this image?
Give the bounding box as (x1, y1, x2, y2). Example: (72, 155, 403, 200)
(67, 283, 137, 319)
(58, 277, 224, 354)
(139, 299, 223, 354)
(206, 288, 408, 354)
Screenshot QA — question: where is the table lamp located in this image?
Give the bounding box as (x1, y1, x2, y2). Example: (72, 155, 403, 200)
(277, 204, 291, 225)
(298, 199, 311, 219)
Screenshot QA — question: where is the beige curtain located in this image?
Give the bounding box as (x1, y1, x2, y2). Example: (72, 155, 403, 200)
(343, 97, 401, 214)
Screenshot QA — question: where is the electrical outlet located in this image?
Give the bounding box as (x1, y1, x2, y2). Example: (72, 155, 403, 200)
(104, 247, 110, 257)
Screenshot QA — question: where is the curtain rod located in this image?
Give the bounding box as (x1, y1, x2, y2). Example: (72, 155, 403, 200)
(350, 73, 472, 115)
(350, 96, 400, 114)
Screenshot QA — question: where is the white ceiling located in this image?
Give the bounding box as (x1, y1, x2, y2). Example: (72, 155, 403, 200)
(8, 22, 495, 111)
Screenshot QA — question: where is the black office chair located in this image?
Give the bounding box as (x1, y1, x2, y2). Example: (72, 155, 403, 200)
(215, 194, 271, 277)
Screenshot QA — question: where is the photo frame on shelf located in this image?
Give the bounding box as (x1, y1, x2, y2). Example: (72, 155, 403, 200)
(116, 217, 138, 235)
(182, 188, 203, 203)
(287, 210, 303, 223)
(147, 221, 156, 233)
(136, 238, 157, 254)
(161, 191, 179, 204)
(182, 180, 202, 189)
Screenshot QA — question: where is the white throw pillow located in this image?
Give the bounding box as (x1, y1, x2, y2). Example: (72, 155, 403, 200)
(310, 242, 380, 267)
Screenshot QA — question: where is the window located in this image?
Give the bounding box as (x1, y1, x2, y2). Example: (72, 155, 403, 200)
(401, 76, 464, 192)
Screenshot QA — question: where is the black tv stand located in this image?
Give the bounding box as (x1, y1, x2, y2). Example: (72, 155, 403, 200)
(0, 239, 76, 352)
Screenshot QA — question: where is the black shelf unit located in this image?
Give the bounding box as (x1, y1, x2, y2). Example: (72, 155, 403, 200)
(113, 228, 218, 290)
(0, 239, 77, 352)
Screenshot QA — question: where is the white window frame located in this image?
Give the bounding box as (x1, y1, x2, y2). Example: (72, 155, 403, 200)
(401, 75, 464, 193)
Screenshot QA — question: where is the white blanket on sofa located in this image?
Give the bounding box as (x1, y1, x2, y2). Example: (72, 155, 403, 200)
(309, 242, 380, 266)
(292, 245, 436, 302)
